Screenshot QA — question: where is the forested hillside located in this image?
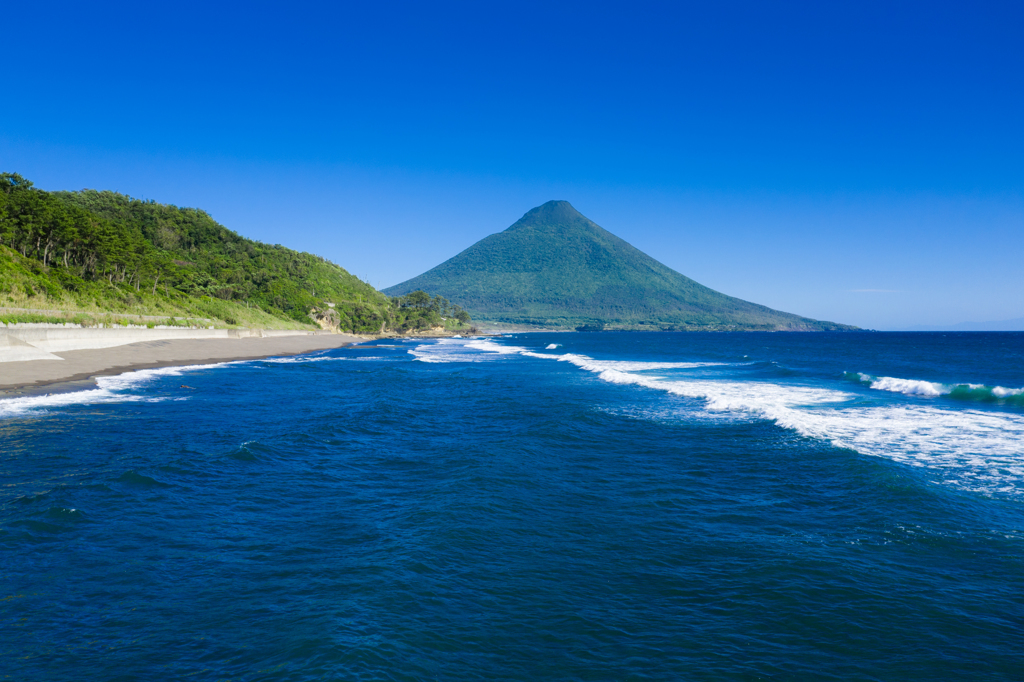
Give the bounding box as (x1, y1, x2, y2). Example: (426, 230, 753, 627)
(0, 173, 469, 333)
(386, 200, 855, 331)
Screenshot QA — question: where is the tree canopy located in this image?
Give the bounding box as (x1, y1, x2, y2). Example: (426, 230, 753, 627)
(0, 173, 469, 333)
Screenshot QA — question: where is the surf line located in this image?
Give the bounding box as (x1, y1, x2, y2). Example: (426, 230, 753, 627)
(418, 338, 1024, 496)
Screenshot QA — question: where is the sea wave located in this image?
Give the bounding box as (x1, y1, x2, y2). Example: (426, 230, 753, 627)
(0, 363, 235, 419)
(410, 338, 727, 371)
(557, 353, 728, 373)
(259, 354, 341, 364)
(408, 338, 544, 362)
(593, 367, 1024, 495)
(408, 338, 520, 363)
(847, 372, 1024, 403)
(418, 337, 1024, 495)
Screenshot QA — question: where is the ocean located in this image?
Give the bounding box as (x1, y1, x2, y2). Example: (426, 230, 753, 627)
(2, 332, 1023, 680)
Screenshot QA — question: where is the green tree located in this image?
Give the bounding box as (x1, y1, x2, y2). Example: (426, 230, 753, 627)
(406, 289, 430, 307)
(0, 173, 397, 333)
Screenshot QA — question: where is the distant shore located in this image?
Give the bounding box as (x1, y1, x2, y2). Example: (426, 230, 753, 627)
(0, 332, 366, 396)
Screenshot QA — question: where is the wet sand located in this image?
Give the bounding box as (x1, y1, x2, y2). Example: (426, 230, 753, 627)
(0, 334, 364, 395)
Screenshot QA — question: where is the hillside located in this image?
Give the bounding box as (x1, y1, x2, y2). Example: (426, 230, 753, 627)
(385, 201, 854, 331)
(0, 172, 469, 334)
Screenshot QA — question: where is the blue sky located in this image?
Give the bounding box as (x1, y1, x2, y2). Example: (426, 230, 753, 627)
(2, 1, 1021, 329)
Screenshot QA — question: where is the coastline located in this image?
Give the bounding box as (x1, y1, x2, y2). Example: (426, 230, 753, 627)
(0, 333, 367, 397)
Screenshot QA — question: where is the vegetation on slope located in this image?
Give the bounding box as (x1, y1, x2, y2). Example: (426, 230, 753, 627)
(0, 172, 470, 334)
(0, 242, 309, 329)
(385, 200, 855, 331)
(389, 290, 472, 333)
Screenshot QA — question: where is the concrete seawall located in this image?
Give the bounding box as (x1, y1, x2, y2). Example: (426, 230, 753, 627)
(0, 326, 336, 363)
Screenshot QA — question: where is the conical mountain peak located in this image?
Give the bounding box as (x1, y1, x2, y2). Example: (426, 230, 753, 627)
(384, 203, 852, 331)
(509, 200, 589, 232)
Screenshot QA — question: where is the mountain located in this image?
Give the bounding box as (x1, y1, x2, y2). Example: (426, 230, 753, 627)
(384, 201, 853, 331)
(0, 172, 469, 334)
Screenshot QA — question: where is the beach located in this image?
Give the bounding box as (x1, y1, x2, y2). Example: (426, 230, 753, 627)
(0, 331, 363, 395)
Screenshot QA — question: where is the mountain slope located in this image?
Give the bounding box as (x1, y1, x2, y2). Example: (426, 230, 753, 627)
(384, 201, 853, 331)
(1, 172, 392, 331)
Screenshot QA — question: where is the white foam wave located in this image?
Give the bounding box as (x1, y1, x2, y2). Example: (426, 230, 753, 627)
(0, 387, 145, 419)
(263, 354, 386, 362)
(410, 338, 729, 371)
(98, 362, 241, 390)
(557, 353, 727, 373)
(859, 373, 1024, 400)
(870, 376, 948, 396)
(781, 406, 1024, 494)
(260, 354, 341, 364)
(591, 367, 1024, 494)
(412, 337, 1024, 495)
(408, 338, 535, 363)
(545, 343, 561, 349)
(465, 339, 530, 355)
(407, 338, 509, 363)
(0, 362, 236, 419)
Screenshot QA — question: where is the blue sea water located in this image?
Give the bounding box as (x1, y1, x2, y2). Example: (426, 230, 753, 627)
(2, 331, 1023, 680)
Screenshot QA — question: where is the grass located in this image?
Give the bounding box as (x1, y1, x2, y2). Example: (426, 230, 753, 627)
(0, 245, 317, 330)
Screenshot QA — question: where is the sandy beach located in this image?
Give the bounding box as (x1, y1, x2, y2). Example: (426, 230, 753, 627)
(0, 333, 364, 395)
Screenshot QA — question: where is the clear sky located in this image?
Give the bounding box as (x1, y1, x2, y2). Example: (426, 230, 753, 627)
(2, 1, 1021, 330)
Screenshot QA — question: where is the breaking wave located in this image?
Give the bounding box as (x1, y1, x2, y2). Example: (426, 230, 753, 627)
(407, 338, 523, 363)
(555, 353, 729, 373)
(410, 337, 1024, 495)
(847, 372, 1024, 404)
(0, 363, 236, 419)
(259, 354, 342, 364)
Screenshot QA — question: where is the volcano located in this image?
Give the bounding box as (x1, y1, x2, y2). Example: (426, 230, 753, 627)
(384, 201, 852, 331)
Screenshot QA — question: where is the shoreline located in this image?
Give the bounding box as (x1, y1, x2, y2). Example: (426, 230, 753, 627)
(0, 333, 367, 397)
